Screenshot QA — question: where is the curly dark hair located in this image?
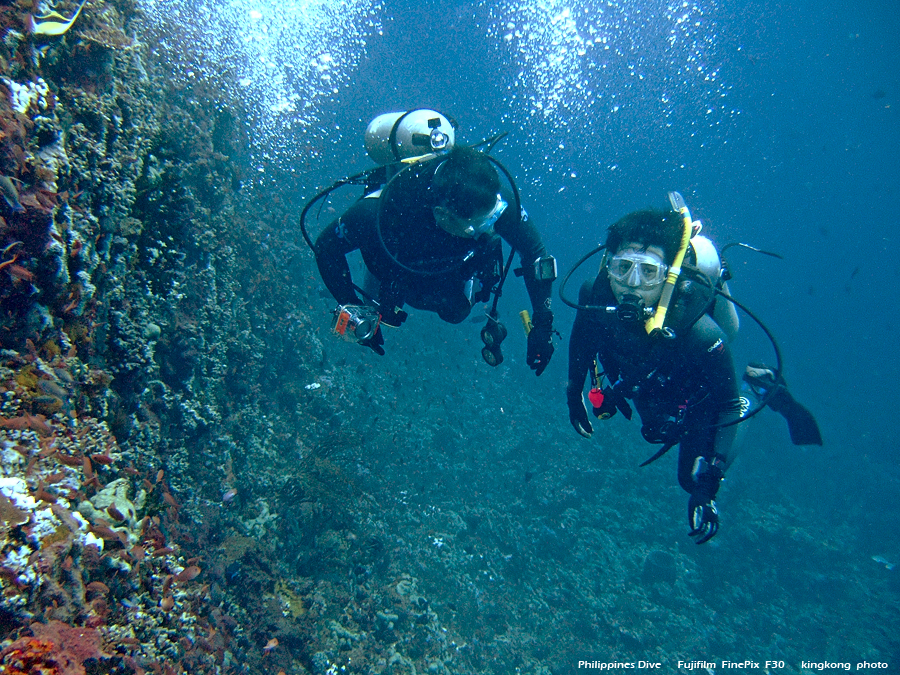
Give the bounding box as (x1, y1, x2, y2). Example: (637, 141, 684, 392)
(431, 146, 500, 218)
(605, 209, 685, 264)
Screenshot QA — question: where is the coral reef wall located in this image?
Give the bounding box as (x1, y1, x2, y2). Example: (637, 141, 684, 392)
(0, 0, 320, 671)
(0, 0, 429, 671)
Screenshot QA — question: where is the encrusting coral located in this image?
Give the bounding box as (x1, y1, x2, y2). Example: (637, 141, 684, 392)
(0, 620, 108, 675)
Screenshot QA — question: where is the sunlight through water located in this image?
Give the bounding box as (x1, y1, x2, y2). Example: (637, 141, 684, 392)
(485, 0, 737, 185)
(138, 0, 383, 175)
(488, 0, 732, 128)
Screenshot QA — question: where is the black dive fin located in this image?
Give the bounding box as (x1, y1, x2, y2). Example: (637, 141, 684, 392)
(765, 386, 823, 446)
(783, 400, 823, 446)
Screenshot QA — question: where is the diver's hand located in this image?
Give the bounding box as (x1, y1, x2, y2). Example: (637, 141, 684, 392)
(527, 309, 554, 376)
(380, 307, 408, 328)
(567, 390, 593, 438)
(687, 456, 725, 544)
(359, 325, 385, 356)
(688, 495, 720, 544)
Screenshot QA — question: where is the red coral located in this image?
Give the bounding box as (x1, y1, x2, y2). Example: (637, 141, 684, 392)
(9, 621, 112, 675)
(0, 637, 63, 674)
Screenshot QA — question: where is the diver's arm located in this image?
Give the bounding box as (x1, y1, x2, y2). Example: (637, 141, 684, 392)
(566, 281, 601, 436)
(710, 357, 741, 469)
(496, 207, 557, 374)
(568, 281, 600, 392)
(494, 207, 553, 314)
(312, 202, 368, 306)
(567, 312, 595, 397)
(678, 317, 741, 544)
(690, 315, 742, 466)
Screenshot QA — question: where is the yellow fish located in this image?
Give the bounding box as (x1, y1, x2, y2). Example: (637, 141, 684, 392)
(28, 0, 88, 36)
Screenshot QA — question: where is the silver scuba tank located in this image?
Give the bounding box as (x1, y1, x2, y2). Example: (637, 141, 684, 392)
(365, 110, 455, 165)
(688, 234, 739, 342)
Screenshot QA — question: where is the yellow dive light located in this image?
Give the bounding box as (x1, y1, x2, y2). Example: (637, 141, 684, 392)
(519, 310, 532, 335)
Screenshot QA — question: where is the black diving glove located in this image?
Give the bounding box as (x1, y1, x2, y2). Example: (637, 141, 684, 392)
(567, 387, 593, 439)
(687, 456, 725, 545)
(359, 325, 385, 356)
(379, 306, 408, 328)
(526, 309, 554, 376)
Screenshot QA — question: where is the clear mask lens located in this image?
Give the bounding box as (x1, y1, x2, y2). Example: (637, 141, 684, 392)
(607, 252, 667, 286)
(457, 195, 507, 238)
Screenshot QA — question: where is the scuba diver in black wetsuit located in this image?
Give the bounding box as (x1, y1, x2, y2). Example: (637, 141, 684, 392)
(564, 194, 822, 544)
(306, 110, 557, 373)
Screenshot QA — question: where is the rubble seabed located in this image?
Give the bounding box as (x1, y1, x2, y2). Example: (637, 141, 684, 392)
(0, 1, 896, 675)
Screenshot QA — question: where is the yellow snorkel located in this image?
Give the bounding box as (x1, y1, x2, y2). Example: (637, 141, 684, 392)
(644, 191, 694, 336)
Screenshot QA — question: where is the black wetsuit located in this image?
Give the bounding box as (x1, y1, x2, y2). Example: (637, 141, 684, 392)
(314, 157, 552, 324)
(567, 276, 743, 493)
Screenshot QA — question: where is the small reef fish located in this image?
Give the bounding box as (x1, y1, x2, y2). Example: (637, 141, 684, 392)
(28, 0, 88, 36)
(872, 555, 896, 570)
(0, 176, 24, 213)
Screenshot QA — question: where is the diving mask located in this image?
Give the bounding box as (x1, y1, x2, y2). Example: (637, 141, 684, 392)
(607, 251, 668, 287)
(448, 194, 507, 238)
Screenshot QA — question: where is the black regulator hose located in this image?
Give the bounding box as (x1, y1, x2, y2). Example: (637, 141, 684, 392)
(299, 169, 381, 251)
(558, 243, 607, 311)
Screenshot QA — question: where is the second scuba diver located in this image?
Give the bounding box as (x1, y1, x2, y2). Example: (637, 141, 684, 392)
(310, 110, 557, 374)
(565, 198, 822, 543)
